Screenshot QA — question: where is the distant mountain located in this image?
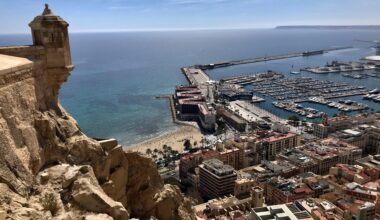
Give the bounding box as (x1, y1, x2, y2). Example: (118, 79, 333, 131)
(276, 25, 380, 30)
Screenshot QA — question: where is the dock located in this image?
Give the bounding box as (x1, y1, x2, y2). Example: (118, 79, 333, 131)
(181, 66, 215, 103)
(302, 61, 376, 74)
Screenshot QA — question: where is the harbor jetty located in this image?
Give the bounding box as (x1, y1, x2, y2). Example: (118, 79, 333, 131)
(195, 47, 352, 70)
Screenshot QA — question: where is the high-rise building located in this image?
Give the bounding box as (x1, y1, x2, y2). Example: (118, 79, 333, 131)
(199, 159, 237, 199)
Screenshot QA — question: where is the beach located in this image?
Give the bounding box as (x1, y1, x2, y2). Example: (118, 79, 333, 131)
(126, 125, 204, 154)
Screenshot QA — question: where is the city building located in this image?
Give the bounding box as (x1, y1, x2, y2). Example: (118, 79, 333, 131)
(320, 138, 362, 165)
(199, 159, 238, 199)
(250, 203, 313, 220)
(216, 141, 245, 170)
(296, 198, 344, 220)
(194, 187, 265, 219)
(174, 85, 216, 131)
(328, 164, 373, 186)
(218, 108, 248, 132)
(239, 160, 299, 185)
(232, 134, 265, 167)
(322, 192, 378, 220)
(299, 144, 340, 174)
(235, 178, 258, 198)
(218, 83, 253, 101)
(262, 131, 300, 161)
(331, 125, 380, 154)
(357, 155, 380, 179)
(313, 113, 379, 138)
(251, 187, 264, 208)
(302, 175, 332, 198)
(278, 149, 319, 174)
(265, 176, 314, 205)
(179, 149, 219, 180)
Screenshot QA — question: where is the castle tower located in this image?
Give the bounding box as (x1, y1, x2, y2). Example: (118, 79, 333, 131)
(29, 4, 73, 101)
(251, 186, 264, 208)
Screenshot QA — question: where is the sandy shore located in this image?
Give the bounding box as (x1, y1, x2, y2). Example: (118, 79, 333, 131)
(126, 126, 204, 154)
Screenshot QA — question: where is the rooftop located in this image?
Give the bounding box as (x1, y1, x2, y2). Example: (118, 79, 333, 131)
(280, 149, 317, 166)
(357, 155, 380, 170)
(201, 158, 236, 176)
(263, 132, 298, 143)
(252, 203, 313, 220)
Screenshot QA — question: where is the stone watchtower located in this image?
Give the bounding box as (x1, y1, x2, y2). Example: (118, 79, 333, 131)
(29, 4, 73, 102)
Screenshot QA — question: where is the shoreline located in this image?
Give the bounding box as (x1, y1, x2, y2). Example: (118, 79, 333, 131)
(126, 125, 204, 154)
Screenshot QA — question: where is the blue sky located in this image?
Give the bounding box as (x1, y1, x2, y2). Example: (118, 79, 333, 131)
(1, 0, 380, 33)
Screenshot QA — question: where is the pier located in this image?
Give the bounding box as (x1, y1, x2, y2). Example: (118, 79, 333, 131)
(155, 95, 178, 122)
(181, 67, 210, 86)
(196, 47, 352, 70)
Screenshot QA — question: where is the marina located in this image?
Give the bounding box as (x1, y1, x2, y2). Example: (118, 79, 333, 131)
(250, 75, 368, 102)
(175, 44, 380, 128)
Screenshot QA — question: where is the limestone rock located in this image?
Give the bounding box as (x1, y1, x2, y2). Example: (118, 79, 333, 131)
(84, 213, 113, 220)
(72, 176, 129, 220)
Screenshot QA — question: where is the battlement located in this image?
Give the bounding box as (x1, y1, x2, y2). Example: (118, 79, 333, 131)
(0, 54, 34, 88)
(0, 45, 45, 61)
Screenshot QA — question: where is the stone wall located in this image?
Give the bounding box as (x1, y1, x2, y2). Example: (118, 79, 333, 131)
(0, 45, 45, 60)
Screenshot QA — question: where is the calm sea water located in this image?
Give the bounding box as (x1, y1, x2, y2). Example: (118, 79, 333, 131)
(1, 29, 380, 145)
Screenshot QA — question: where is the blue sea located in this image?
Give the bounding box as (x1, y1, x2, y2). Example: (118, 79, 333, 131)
(1, 29, 380, 146)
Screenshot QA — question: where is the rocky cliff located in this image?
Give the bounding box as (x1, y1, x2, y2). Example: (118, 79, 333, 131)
(0, 5, 194, 220)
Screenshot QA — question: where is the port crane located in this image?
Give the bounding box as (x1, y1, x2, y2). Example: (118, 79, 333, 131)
(355, 39, 380, 55)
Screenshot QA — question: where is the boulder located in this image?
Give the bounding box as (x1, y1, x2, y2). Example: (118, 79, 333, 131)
(72, 176, 129, 220)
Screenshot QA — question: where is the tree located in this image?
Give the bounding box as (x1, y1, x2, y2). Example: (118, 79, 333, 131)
(288, 115, 300, 122)
(167, 146, 172, 152)
(145, 148, 152, 155)
(163, 144, 168, 152)
(184, 139, 192, 151)
(193, 141, 198, 146)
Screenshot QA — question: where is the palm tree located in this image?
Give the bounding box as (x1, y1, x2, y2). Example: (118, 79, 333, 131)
(146, 148, 152, 155)
(163, 144, 168, 152)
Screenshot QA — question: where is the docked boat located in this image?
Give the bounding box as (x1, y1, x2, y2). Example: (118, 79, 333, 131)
(252, 95, 265, 103)
(345, 100, 353, 105)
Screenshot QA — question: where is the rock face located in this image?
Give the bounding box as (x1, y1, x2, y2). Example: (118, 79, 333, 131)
(0, 5, 194, 220)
